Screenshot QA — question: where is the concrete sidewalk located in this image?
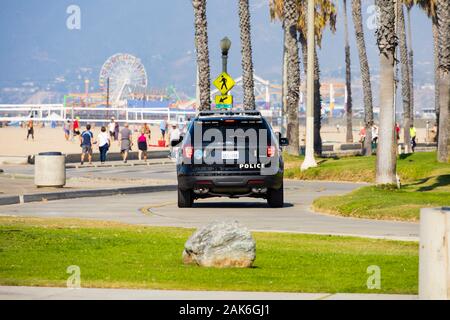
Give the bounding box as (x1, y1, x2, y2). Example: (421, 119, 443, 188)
(0, 286, 417, 300)
(0, 158, 176, 204)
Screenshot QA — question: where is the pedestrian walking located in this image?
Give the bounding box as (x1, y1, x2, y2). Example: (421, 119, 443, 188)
(430, 123, 438, 143)
(80, 124, 96, 165)
(169, 123, 181, 159)
(410, 124, 417, 152)
(114, 121, 120, 141)
(63, 120, 71, 141)
(359, 126, 366, 146)
(395, 123, 401, 143)
(73, 117, 80, 136)
(160, 119, 167, 140)
(119, 123, 132, 163)
(142, 123, 151, 141)
(371, 125, 378, 152)
(137, 129, 149, 161)
(108, 117, 116, 141)
(98, 126, 110, 164)
(26, 116, 34, 141)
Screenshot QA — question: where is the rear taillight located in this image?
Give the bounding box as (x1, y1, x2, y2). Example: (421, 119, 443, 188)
(267, 146, 276, 158)
(183, 145, 194, 158)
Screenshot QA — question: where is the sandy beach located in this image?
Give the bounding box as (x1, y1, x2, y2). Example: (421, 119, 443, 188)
(0, 123, 430, 157)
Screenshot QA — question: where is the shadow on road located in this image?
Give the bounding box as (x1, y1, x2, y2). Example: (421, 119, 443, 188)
(192, 202, 294, 209)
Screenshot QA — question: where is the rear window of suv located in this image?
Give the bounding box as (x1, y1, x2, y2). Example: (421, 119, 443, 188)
(186, 118, 274, 144)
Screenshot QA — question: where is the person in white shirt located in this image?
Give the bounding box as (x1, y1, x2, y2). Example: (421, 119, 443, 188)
(98, 126, 111, 164)
(169, 124, 181, 159)
(108, 118, 116, 141)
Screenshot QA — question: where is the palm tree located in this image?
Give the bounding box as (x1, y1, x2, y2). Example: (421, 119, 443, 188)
(270, 0, 300, 155)
(375, 0, 397, 184)
(352, 0, 374, 156)
(192, 0, 211, 111)
(405, 2, 415, 124)
(436, 0, 449, 162)
(296, 0, 337, 155)
(343, 0, 353, 143)
(284, 0, 301, 155)
(433, 17, 440, 141)
(398, 3, 412, 152)
(415, 0, 439, 140)
(270, 0, 288, 135)
(270, 0, 336, 156)
(238, 0, 256, 110)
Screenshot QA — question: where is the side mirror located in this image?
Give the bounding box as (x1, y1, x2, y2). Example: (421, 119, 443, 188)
(279, 137, 289, 147)
(170, 136, 183, 147)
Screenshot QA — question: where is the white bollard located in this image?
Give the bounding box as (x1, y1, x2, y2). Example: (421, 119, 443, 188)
(419, 207, 450, 300)
(34, 152, 66, 188)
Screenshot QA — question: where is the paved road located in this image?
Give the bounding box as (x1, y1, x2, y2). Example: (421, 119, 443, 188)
(0, 172, 419, 240)
(0, 286, 416, 300)
(2, 162, 176, 182)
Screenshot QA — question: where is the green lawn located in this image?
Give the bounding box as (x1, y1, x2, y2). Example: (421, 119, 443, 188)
(285, 152, 449, 221)
(0, 217, 418, 294)
(313, 183, 450, 221)
(285, 152, 449, 183)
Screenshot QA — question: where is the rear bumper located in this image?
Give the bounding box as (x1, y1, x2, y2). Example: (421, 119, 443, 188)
(177, 172, 283, 192)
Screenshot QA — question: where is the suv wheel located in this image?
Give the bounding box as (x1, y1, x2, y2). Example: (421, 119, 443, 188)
(178, 187, 193, 208)
(267, 183, 284, 208)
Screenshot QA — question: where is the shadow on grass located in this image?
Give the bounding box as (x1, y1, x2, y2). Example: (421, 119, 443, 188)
(406, 177, 432, 187)
(399, 153, 414, 160)
(417, 175, 450, 192)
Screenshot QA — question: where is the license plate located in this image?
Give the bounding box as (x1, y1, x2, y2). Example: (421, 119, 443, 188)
(221, 150, 239, 160)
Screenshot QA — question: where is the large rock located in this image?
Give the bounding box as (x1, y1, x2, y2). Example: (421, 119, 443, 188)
(182, 221, 256, 268)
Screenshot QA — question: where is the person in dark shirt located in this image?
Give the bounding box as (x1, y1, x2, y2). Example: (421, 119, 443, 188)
(80, 124, 96, 165)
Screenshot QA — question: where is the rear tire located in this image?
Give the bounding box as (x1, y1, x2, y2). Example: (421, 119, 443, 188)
(267, 183, 284, 208)
(178, 187, 193, 208)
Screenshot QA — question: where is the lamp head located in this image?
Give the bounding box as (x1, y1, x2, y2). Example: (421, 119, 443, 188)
(220, 37, 231, 55)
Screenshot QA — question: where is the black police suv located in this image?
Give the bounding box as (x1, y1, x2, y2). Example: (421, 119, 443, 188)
(172, 110, 288, 208)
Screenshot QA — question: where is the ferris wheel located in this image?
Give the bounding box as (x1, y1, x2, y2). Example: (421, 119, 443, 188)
(99, 53, 148, 104)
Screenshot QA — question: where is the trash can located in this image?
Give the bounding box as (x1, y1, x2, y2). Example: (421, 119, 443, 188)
(34, 152, 66, 187)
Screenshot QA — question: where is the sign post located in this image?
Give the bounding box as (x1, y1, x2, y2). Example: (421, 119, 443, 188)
(213, 72, 235, 109)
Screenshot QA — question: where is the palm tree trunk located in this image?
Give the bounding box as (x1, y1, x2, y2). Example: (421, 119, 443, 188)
(433, 20, 440, 142)
(375, 0, 397, 185)
(343, 0, 353, 143)
(398, 3, 412, 153)
(300, 32, 322, 155)
(406, 7, 414, 124)
(352, 0, 373, 156)
(238, 0, 256, 110)
(192, 0, 211, 111)
(437, 0, 450, 163)
(300, 33, 308, 109)
(314, 50, 323, 155)
(281, 22, 288, 136)
(284, 0, 300, 155)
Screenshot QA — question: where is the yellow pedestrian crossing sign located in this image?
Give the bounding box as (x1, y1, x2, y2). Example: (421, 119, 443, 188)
(215, 95, 233, 105)
(213, 72, 235, 95)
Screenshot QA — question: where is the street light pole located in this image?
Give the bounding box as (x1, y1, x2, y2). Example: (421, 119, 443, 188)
(220, 37, 232, 73)
(301, 0, 317, 171)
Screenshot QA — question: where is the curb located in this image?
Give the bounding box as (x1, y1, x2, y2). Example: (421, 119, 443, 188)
(0, 185, 177, 206)
(0, 195, 21, 206)
(27, 150, 170, 165)
(65, 159, 173, 169)
(0, 156, 29, 165)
